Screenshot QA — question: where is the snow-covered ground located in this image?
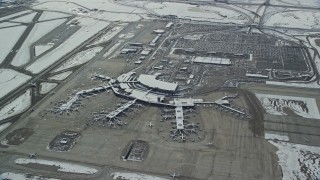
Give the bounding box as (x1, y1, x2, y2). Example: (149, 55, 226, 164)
(269, 140, 320, 180)
(53, 47, 103, 73)
(0, 122, 12, 133)
(38, 11, 70, 21)
(255, 93, 320, 119)
(271, 0, 320, 7)
(0, 25, 27, 64)
(103, 40, 123, 58)
(0, 172, 59, 180)
(48, 71, 73, 81)
(264, 10, 320, 29)
(15, 158, 98, 174)
(26, 18, 109, 74)
(0, 89, 31, 121)
(144, 2, 249, 24)
(0, 10, 32, 21)
(266, 81, 320, 89)
(0, 69, 31, 99)
(110, 172, 169, 180)
(40, 82, 57, 94)
(11, 18, 66, 66)
(11, 12, 37, 23)
(34, 44, 54, 57)
(309, 37, 320, 74)
(89, 25, 126, 46)
(265, 132, 289, 141)
(0, 21, 21, 28)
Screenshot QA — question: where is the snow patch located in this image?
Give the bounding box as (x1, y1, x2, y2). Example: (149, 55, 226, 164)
(35, 44, 54, 57)
(0, 69, 31, 99)
(269, 140, 320, 180)
(11, 12, 37, 23)
(265, 132, 289, 141)
(0, 26, 27, 64)
(53, 47, 103, 73)
(110, 172, 169, 180)
(0, 172, 59, 180)
(0, 89, 32, 121)
(15, 158, 98, 174)
(255, 93, 320, 119)
(40, 82, 58, 94)
(90, 25, 126, 46)
(11, 18, 67, 66)
(26, 18, 109, 74)
(49, 71, 73, 81)
(38, 11, 70, 21)
(0, 123, 12, 133)
(0, 10, 32, 21)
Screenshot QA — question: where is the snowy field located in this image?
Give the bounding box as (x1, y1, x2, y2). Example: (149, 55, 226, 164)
(38, 11, 70, 21)
(49, 71, 73, 81)
(266, 81, 320, 89)
(26, 18, 109, 74)
(15, 158, 98, 174)
(264, 10, 320, 29)
(255, 93, 320, 119)
(103, 40, 123, 58)
(11, 18, 67, 66)
(271, 0, 320, 7)
(40, 82, 57, 94)
(0, 69, 31, 99)
(0, 122, 12, 133)
(309, 38, 320, 74)
(53, 47, 103, 73)
(0, 25, 27, 63)
(11, 12, 37, 23)
(0, 21, 21, 28)
(0, 89, 31, 121)
(110, 172, 169, 180)
(144, 2, 249, 24)
(89, 25, 126, 46)
(0, 172, 59, 180)
(0, 10, 32, 21)
(269, 140, 320, 180)
(35, 44, 54, 57)
(265, 132, 289, 141)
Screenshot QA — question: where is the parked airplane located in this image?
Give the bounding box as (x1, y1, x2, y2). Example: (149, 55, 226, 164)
(170, 172, 180, 179)
(148, 122, 154, 128)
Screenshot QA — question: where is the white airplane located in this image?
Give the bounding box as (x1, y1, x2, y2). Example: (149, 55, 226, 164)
(148, 122, 154, 127)
(170, 172, 180, 179)
(180, 134, 186, 141)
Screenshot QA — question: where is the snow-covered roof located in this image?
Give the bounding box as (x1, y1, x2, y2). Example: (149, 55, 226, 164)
(192, 56, 231, 65)
(175, 106, 184, 130)
(137, 74, 178, 92)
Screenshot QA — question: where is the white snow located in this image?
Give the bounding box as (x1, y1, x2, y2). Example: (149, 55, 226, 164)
(49, 71, 73, 81)
(53, 47, 103, 73)
(103, 40, 123, 58)
(110, 172, 169, 180)
(144, 2, 249, 24)
(0, 172, 59, 180)
(271, 0, 320, 7)
(265, 132, 289, 141)
(11, 12, 37, 23)
(0, 69, 31, 99)
(0, 89, 32, 121)
(26, 18, 109, 74)
(255, 93, 320, 119)
(0, 22, 21, 28)
(0, 25, 27, 64)
(269, 140, 320, 180)
(11, 18, 67, 66)
(15, 158, 98, 174)
(89, 25, 126, 46)
(38, 11, 70, 21)
(0, 123, 11, 133)
(309, 37, 320, 74)
(264, 10, 320, 29)
(34, 44, 54, 57)
(40, 82, 58, 94)
(0, 10, 32, 21)
(266, 81, 320, 89)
